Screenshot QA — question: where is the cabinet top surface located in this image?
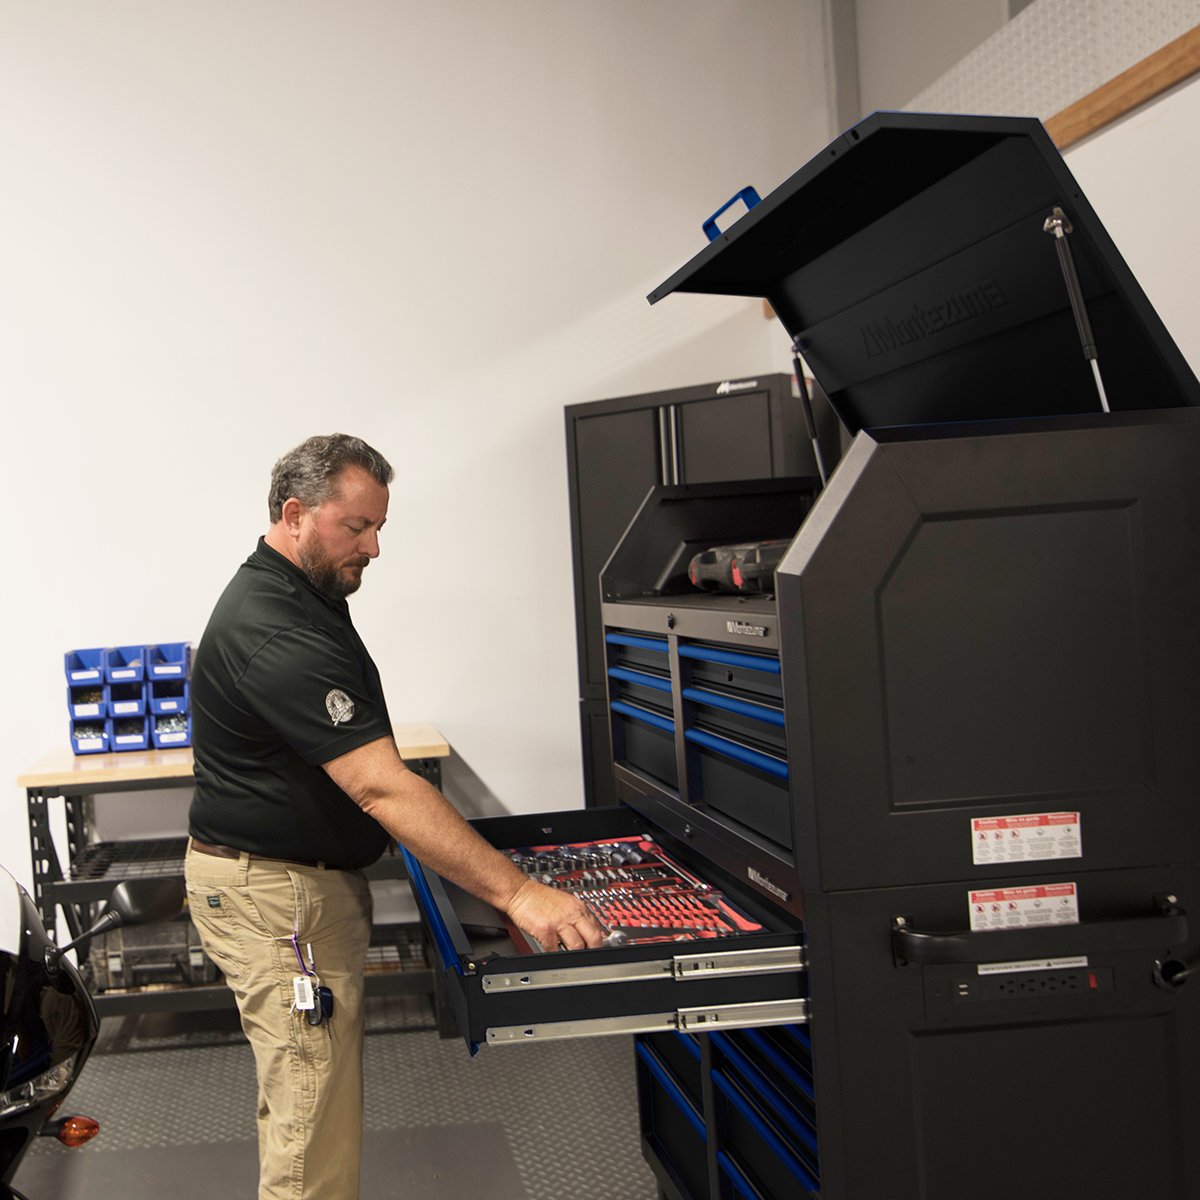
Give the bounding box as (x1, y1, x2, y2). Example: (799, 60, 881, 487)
(18, 722, 450, 790)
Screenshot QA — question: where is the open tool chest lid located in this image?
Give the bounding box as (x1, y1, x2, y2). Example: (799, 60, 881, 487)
(648, 111, 1200, 433)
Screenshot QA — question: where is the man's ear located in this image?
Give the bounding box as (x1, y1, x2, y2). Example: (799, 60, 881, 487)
(281, 496, 307, 538)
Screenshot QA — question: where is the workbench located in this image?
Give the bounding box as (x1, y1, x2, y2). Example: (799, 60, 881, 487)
(19, 725, 450, 1017)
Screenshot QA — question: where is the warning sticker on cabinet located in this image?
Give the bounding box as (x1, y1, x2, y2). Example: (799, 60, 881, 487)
(976, 956, 1088, 976)
(968, 882, 1079, 932)
(971, 812, 1081, 865)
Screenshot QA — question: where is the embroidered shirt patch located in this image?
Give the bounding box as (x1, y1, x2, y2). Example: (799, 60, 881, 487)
(326, 689, 355, 726)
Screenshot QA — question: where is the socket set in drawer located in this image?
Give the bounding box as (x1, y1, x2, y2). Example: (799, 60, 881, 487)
(504, 835, 763, 947)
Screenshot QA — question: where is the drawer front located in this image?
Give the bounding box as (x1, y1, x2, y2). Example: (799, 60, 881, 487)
(637, 1038, 709, 1199)
(640, 1030, 703, 1113)
(710, 1027, 820, 1198)
(402, 809, 807, 1053)
(680, 642, 793, 854)
(607, 632, 679, 790)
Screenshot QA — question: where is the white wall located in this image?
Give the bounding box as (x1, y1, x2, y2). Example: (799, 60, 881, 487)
(1061, 75, 1200, 374)
(0, 2, 828, 891)
(855, 0, 1006, 113)
(897, 0, 1200, 378)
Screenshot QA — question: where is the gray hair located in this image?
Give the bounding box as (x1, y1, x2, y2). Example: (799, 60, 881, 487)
(268, 434, 394, 522)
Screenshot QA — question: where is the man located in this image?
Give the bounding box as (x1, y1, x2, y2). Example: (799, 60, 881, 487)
(185, 433, 602, 1200)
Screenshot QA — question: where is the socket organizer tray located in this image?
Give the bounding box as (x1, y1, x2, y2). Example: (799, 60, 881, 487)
(65, 642, 193, 754)
(504, 835, 764, 950)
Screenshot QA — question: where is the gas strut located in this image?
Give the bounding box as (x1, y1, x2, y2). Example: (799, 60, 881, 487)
(792, 340, 829, 486)
(1043, 205, 1111, 414)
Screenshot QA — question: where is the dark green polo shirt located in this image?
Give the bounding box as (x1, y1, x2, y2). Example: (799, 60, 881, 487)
(188, 538, 392, 869)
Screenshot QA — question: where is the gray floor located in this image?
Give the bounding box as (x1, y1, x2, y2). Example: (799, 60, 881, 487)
(14, 994, 659, 1199)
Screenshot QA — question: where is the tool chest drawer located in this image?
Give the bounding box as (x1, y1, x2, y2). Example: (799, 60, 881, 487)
(711, 1070, 818, 1196)
(641, 1029, 704, 1112)
(636, 1037, 709, 1200)
(710, 1029, 819, 1198)
(611, 703, 679, 791)
(402, 807, 807, 1053)
(607, 631, 680, 790)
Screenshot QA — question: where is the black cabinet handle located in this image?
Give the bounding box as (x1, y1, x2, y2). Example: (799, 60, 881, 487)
(892, 903, 1188, 965)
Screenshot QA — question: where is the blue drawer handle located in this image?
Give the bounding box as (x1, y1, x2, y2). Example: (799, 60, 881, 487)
(702, 185, 762, 242)
(397, 845, 462, 977)
(610, 666, 673, 694)
(682, 686, 784, 728)
(606, 632, 669, 653)
(612, 700, 675, 734)
(710, 1033, 818, 1153)
(781, 1023, 813, 1052)
(685, 728, 788, 780)
(741, 1028, 815, 1102)
(678, 644, 780, 674)
(636, 1041, 707, 1141)
(717, 1150, 779, 1200)
(712, 1069, 818, 1192)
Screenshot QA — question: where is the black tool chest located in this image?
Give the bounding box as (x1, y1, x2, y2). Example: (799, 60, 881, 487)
(406, 112, 1200, 1200)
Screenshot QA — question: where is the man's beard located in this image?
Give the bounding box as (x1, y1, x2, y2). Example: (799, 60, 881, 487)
(298, 542, 368, 600)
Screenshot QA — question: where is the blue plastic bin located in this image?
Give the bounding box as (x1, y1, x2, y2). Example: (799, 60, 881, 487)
(108, 682, 147, 718)
(152, 712, 191, 749)
(70, 718, 110, 756)
(64, 648, 106, 684)
(110, 715, 150, 752)
(146, 642, 191, 680)
(149, 679, 189, 715)
(105, 646, 146, 684)
(67, 683, 107, 720)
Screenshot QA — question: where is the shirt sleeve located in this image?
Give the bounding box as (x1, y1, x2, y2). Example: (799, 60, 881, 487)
(235, 624, 393, 766)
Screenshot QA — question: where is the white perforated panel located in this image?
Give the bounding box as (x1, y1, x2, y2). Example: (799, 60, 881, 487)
(906, 0, 1200, 119)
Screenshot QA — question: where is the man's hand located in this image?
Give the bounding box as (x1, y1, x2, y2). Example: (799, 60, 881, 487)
(505, 878, 605, 952)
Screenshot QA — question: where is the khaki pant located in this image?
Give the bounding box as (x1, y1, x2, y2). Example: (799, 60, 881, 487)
(184, 841, 372, 1200)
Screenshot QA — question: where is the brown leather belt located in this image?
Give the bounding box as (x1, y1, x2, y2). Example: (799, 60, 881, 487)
(189, 838, 326, 870)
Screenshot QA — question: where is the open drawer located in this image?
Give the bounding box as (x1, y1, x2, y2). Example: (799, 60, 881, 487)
(401, 807, 808, 1054)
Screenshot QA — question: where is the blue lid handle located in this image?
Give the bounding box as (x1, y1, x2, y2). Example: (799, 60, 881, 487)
(702, 186, 761, 242)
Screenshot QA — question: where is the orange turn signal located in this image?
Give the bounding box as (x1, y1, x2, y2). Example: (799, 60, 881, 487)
(56, 1115, 100, 1148)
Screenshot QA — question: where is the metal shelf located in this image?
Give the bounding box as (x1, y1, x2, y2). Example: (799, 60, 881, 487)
(90, 923, 436, 1016)
(22, 739, 448, 1020)
(48, 838, 413, 905)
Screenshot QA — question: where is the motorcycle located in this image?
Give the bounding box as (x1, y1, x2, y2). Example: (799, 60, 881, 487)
(0, 865, 184, 1200)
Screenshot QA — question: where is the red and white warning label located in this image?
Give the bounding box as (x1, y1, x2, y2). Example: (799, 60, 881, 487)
(971, 812, 1081, 866)
(968, 882, 1079, 932)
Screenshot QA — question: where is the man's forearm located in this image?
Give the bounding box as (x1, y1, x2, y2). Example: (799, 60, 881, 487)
(324, 737, 526, 910)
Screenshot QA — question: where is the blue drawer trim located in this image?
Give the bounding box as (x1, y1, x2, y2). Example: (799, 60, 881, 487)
(682, 686, 785, 727)
(609, 666, 673, 693)
(676, 1031, 702, 1062)
(678, 644, 780, 673)
(685, 728, 788, 779)
(712, 1068, 819, 1193)
(711, 1033, 818, 1154)
(606, 632, 670, 654)
(636, 1041, 707, 1141)
(716, 1150, 764, 1199)
(612, 700, 676, 734)
(741, 1028, 815, 1102)
(780, 1024, 813, 1056)
(398, 845, 463, 976)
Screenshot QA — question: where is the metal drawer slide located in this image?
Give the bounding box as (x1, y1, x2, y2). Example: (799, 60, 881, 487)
(482, 944, 804, 993)
(487, 996, 809, 1045)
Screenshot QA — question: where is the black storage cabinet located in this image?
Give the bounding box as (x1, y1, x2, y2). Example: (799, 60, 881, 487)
(617, 111, 1200, 1200)
(407, 112, 1200, 1200)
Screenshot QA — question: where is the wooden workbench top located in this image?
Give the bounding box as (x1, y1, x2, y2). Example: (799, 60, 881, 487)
(17, 722, 450, 791)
